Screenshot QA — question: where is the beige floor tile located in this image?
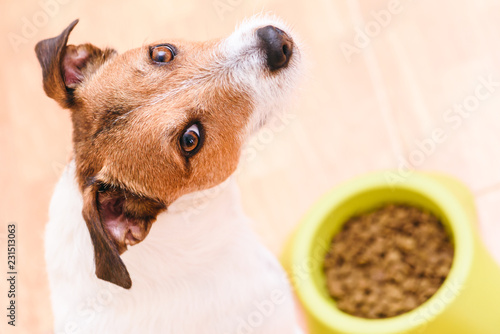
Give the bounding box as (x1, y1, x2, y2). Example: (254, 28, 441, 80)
(2, 0, 500, 333)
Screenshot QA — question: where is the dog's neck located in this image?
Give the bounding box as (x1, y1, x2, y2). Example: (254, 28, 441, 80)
(102, 165, 252, 279)
(144, 173, 247, 247)
(167, 175, 237, 215)
(53, 160, 251, 282)
(120, 180, 254, 285)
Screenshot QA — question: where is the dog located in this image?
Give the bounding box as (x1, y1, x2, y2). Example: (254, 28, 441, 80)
(36, 15, 303, 334)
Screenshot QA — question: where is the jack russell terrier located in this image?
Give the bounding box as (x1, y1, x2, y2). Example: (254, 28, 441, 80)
(36, 16, 303, 334)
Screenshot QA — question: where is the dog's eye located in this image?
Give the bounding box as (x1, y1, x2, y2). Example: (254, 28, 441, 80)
(180, 124, 201, 154)
(150, 45, 174, 63)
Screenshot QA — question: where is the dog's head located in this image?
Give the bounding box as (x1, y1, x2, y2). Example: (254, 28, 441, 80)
(36, 17, 302, 288)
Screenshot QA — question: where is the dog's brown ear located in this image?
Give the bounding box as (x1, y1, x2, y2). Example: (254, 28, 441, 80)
(82, 184, 132, 289)
(82, 183, 165, 289)
(35, 20, 116, 108)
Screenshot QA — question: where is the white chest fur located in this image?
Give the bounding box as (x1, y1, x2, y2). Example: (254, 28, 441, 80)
(45, 162, 300, 334)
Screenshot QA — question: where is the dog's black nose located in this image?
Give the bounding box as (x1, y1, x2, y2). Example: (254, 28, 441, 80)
(257, 25, 293, 71)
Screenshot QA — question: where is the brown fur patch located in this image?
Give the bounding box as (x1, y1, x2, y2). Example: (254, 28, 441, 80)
(36, 20, 253, 288)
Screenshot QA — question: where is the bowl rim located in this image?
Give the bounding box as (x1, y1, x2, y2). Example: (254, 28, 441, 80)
(290, 172, 474, 333)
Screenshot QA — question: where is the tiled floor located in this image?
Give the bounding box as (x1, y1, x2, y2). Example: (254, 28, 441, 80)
(1, 0, 500, 333)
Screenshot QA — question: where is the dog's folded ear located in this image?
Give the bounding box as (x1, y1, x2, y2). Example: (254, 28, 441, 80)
(82, 183, 165, 289)
(34, 19, 116, 108)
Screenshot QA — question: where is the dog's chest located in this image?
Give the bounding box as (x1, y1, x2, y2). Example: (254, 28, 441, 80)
(46, 164, 298, 333)
(99, 246, 294, 333)
(50, 224, 296, 334)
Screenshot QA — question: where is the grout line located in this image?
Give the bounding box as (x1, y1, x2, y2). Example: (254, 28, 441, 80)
(319, 0, 345, 34)
(386, 31, 433, 133)
(474, 183, 500, 198)
(289, 121, 330, 180)
(346, 0, 405, 161)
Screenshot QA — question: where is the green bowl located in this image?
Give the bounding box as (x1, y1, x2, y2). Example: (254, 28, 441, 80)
(282, 172, 500, 334)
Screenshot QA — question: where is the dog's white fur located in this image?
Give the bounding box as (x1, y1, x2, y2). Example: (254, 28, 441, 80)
(47, 163, 301, 333)
(45, 16, 304, 334)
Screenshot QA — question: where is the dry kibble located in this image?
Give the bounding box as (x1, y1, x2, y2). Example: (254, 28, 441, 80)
(404, 295, 418, 310)
(327, 277, 344, 296)
(436, 264, 451, 278)
(402, 278, 417, 292)
(352, 289, 365, 304)
(386, 250, 401, 263)
(323, 204, 454, 319)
